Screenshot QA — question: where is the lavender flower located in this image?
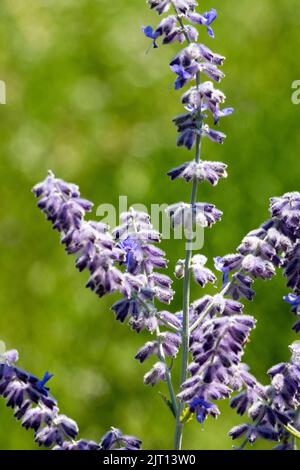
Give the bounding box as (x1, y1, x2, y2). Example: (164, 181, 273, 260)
(170, 43, 225, 90)
(144, 362, 167, 386)
(0, 345, 141, 451)
(284, 293, 300, 332)
(100, 427, 142, 451)
(188, 397, 219, 424)
(177, 315, 256, 425)
(142, 16, 198, 48)
(229, 342, 300, 449)
(34, 174, 174, 332)
(167, 160, 228, 186)
(174, 255, 216, 288)
(166, 202, 222, 229)
(25, 0, 300, 453)
(270, 192, 300, 240)
(33, 171, 124, 298)
(283, 243, 300, 293)
(187, 8, 217, 38)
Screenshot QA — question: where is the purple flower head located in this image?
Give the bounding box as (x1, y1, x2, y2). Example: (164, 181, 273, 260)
(142, 25, 160, 48)
(118, 237, 143, 274)
(202, 124, 226, 143)
(54, 439, 100, 451)
(100, 427, 141, 450)
(143, 16, 198, 48)
(147, 0, 197, 16)
(171, 63, 199, 90)
(167, 160, 228, 186)
(36, 371, 54, 394)
(172, 0, 197, 15)
(144, 361, 167, 386)
(190, 254, 216, 287)
(284, 293, 300, 313)
(283, 243, 300, 293)
(188, 9, 217, 38)
(166, 201, 222, 229)
(170, 43, 225, 89)
(229, 273, 255, 301)
(147, 0, 172, 15)
(270, 192, 300, 239)
(242, 254, 275, 280)
(189, 397, 219, 424)
(214, 107, 234, 124)
(1, 344, 142, 450)
(214, 256, 229, 284)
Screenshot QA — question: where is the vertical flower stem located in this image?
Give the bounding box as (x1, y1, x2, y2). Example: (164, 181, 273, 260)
(170, 2, 203, 449)
(174, 121, 202, 451)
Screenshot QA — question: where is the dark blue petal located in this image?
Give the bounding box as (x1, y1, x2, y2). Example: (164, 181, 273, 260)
(207, 26, 214, 38)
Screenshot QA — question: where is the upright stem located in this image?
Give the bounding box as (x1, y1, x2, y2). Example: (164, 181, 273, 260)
(170, 2, 203, 450)
(174, 135, 202, 450)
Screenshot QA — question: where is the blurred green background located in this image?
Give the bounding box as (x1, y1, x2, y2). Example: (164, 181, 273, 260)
(0, 0, 299, 450)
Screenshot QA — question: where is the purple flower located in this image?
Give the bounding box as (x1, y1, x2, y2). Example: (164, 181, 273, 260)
(147, 0, 172, 15)
(283, 243, 300, 293)
(229, 342, 300, 447)
(100, 427, 141, 450)
(170, 43, 225, 89)
(144, 362, 167, 386)
(229, 423, 249, 440)
(54, 439, 100, 451)
(142, 25, 160, 48)
(190, 254, 216, 287)
(202, 124, 226, 144)
(189, 397, 219, 424)
(213, 107, 234, 124)
(270, 192, 300, 239)
(143, 17, 198, 48)
(172, 0, 197, 15)
(0, 345, 142, 450)
(167, 160, 228, 186)
(187, 9, 217, 38)
(119, 237, 144, 274)
(242, 254, 275, 280)
(284, 293, 300, 312)
(166, 201, 222, 229)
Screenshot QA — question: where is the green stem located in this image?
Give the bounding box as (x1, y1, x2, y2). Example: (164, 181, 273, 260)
(173, 134, 202, 450)
(170, 1, 203, 450)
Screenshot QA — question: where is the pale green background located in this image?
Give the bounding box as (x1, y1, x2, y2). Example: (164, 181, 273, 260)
(0, 0, 299, 449)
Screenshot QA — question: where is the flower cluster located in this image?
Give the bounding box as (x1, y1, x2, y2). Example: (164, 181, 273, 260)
(24, 0, 300, 452)
(0, 346, 141, 450)
(214, 192, 300, 333)
(229, 342, 300, 449)
(272, 193, 300, 332)
(175, 255, 216, 288)
(167, 160, 227, 186)
(33, 172, 173, 333)
(166, 202, 222, 229)
(111, 208, 174, 332)
(178, 312, 256, 422)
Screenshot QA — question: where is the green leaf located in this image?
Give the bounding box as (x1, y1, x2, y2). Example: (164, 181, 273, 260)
(180, 407, 194, 424)
(158, 392, 176, 417)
